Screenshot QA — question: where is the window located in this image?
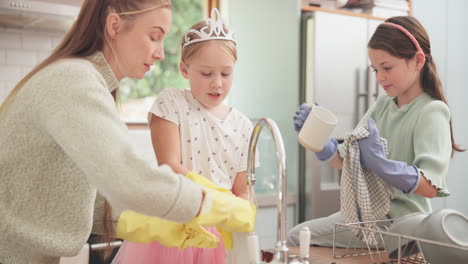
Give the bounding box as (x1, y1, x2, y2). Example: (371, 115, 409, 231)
(119, 0, 212, 125)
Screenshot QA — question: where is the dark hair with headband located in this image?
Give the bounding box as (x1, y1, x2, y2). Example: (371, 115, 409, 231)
(368, 16, 464, 155)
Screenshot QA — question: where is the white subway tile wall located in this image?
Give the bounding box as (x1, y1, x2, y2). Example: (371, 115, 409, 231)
(22, 32, 53, 51)
(0, 65, 21, 82)
(0, 31, 21, 48)
(0, 27, 65, 103)
(6, 49, 37, 66)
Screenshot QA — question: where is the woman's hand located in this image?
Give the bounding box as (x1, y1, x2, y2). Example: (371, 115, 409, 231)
(293, 103, 338, 161)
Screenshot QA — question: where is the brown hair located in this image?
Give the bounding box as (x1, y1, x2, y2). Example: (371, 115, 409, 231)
(0, 0, 171, 259)
(368, 16, 465, 155)
(181, 21, 237, 64)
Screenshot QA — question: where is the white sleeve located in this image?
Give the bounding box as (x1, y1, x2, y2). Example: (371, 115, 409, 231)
(148, 88, 181, 125)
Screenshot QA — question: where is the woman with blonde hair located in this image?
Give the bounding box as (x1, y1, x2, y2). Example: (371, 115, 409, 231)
(0, 1, 255, 263)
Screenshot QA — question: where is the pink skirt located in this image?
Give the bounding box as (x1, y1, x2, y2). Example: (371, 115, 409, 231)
(112, 227, 226, 264)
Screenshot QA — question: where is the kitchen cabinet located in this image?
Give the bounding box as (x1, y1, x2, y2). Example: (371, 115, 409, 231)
(299, 11, 384, 222)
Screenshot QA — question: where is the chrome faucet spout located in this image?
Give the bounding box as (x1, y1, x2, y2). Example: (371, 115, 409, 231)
(247, 118, 289, 263)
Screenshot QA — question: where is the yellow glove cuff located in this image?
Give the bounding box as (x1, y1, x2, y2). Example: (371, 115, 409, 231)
(116, 210, 186, 245)
(116, 210, 219, 249)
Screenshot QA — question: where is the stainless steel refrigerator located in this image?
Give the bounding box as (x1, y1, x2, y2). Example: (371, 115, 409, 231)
(298, 11, 383, 222)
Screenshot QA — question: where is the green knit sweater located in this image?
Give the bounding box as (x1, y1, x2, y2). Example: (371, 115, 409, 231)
(339, 93, 452, 219)
(0, 52, 203, 264)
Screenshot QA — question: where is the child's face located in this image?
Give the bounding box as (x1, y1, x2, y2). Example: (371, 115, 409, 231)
(368, 48, 421, 99)
(181, 41, 235, 110)
(111, 7, 172, 80)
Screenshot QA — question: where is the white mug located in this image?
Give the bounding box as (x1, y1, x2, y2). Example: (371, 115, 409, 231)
(298, 105, 338, 152)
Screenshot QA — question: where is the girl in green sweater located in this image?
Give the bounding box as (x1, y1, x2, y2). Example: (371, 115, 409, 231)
(289, 16, 464, 248)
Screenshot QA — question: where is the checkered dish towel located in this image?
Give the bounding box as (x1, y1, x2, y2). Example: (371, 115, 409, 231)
(340, 124, 394, 242)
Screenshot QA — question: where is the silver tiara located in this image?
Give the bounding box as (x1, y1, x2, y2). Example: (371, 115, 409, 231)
(183, 8, 236, 48)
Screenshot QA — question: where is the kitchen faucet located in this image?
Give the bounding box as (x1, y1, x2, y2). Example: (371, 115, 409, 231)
(246, 118, 289, 264)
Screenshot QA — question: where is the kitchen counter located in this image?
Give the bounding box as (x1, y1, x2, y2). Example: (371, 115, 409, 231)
(287, 246, 391, 264)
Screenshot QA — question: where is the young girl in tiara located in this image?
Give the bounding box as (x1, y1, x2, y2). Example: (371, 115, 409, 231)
(112, 8, 253, 264)
(289, 16, 464, 247)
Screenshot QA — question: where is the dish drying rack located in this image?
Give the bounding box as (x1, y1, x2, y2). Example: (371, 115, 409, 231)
(331, 219, 466, 264)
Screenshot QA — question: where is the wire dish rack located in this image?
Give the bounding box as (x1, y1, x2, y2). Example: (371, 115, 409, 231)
(331, 219, 468, 264)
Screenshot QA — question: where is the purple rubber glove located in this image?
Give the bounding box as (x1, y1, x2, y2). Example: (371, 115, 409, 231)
(293, 103, 312, 132)
(293, 103, 338, 161)
(315, 137, 339, 161)
(358, 119, 420, 194)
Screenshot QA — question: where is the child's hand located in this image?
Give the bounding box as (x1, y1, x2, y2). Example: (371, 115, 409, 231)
(357, 118, 387, 172)
(357, 118, 419, 193)
(293, 103, 312, 132)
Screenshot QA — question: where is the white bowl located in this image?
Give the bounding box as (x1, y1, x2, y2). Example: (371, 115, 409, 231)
(383, 212, 427, 259)
(416, 209, 468, 264)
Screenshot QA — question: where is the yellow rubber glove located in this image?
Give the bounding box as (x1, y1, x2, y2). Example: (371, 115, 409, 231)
(116, 210, 219, 249)
(195, 183, 256, 234)
(181, 221, 221, 250)
(186, 172, 234, 250)
(217, 228, 233, 250)
(187, 172, 256, 232)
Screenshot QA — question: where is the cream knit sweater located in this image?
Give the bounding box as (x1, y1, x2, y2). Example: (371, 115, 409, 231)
(0, 52, 203, 264)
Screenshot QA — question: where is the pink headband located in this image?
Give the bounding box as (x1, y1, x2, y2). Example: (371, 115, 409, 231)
(384, 22, 423, 53)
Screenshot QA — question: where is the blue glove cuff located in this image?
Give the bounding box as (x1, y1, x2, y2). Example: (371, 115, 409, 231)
(315, 138, 338, 161)
(399, 165, 420, 194)
(406, 166, 421, 194)
(373, 158, 420, 194)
